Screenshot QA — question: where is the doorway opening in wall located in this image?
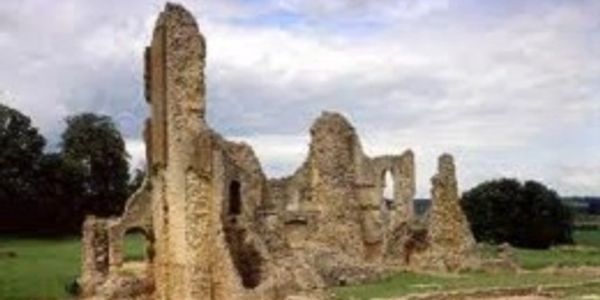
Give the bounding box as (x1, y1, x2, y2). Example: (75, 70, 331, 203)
(124, 228, 149, 262)
(224, 226, 264, 289)
(229, 180, 241, 215)
(382, 170, 395, 210)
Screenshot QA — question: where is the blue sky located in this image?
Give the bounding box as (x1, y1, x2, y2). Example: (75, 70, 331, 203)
(0, 0, 598, 197)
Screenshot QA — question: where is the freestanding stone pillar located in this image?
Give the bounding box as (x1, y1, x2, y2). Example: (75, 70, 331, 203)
(426, 154, 476, 271)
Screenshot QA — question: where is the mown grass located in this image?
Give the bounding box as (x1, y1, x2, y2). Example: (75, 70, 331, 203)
(573, 229, 600, 248)
(333, 271, 595, 300)
(0, 230, 598, 300)
(0, 236, 81, 300)
(0, 234, 146, 300)
(515, 246, 600, 270)
(515, 230, 600, 270)
(334, 229, 600, 299)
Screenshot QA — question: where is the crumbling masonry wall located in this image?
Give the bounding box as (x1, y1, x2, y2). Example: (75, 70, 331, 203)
(79, 3, 479, 299)
(81, 217, 110, 297)
(145, 5, 247, 299)
(267, 113, 419, 265)
(414, 154, 477, 271)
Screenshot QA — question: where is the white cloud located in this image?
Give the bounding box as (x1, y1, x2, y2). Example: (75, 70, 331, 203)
(558, 164, 600, 196)
(0, 0, 598, 197)
(125, 138, 146, 171)
(275, 0, 450, 20)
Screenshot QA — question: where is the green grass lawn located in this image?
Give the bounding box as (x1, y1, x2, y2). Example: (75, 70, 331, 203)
(333, 271, 597, 300)
(0, 230, 598, 300)
(0, 236, 80, 300)
(573, 229, 600, 248)
(515, 230, 600, 270)
(0, 234, 146, 300)
(515, 246, 600, 270)
(334, 229, 600, 299)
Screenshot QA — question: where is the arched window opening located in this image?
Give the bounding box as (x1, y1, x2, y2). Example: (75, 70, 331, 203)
(382, 170, 395, 210)
(124, 228, 149, 262)
(229, 180, 242, 215)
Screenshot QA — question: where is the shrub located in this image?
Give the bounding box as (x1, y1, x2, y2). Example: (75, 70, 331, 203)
(461, 178, 573, 249)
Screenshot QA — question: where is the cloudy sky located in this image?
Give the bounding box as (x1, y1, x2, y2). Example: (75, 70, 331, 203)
(0, 0, 599, 197)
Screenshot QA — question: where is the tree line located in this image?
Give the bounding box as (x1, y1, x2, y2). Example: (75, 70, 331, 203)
(0, 102, 576, 247)
(0, 103, 142, 235)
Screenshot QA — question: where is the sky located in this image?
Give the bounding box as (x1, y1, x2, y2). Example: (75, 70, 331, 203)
(0, 0, 599, 198)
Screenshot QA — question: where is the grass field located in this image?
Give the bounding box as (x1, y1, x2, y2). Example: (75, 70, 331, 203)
(0, 230, 599, 300)
(335, 229, 600, 299)
(0, 234, 146, 300)
(333, 271, 598, 300)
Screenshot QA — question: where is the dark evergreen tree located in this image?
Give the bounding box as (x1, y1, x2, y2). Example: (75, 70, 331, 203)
(0, 104, 45, 232)
(461, 178, 573, 249)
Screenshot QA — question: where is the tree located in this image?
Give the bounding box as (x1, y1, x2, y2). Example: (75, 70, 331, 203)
(61, 113, 130, 217)
(0, 104, 46, 231)
(461, 178, 573, 249)
(34, 153, 87, 232)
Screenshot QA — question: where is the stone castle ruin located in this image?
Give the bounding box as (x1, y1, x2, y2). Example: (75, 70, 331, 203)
(80, 3, 477, 299)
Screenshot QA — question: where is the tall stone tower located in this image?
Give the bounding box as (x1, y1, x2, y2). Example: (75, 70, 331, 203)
(144, 4, 241, 299)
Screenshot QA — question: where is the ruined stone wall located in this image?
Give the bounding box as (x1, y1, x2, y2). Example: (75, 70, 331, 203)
(300, 112, 366, 257)
(80, 3, 480, 299)
(80, 217, 110, 297)
(143, 4, 306, 299)
(106, 177, 153, 270)
(264, 112, 417, 266)
(419, 154, 477, 271)
(361, 151, 416, 263)
(144, 4, 246, 299)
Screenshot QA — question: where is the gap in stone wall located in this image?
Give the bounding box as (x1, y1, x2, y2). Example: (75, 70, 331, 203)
(382, 170, 395, 209)
(124, 228, 149, 262)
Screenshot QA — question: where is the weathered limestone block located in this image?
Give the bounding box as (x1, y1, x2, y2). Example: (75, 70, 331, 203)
(424, 154, 477, 271)
(81, 216, 111, 297)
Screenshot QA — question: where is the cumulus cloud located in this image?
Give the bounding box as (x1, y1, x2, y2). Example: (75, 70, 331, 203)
(0, 0, 598, 197)
(275, 0, 451, 21)
(125, 138, 147, 171)
(202, 1, 599, 196)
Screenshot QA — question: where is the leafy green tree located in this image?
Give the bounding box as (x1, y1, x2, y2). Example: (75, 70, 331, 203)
(461, 178, 573, 249)
(0, 104, 45, 231)
(61, 113, 130, 217)
(34, 153, 87, 232)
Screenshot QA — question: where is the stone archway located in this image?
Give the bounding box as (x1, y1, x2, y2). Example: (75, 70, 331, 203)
(123, 227, 153, 262)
